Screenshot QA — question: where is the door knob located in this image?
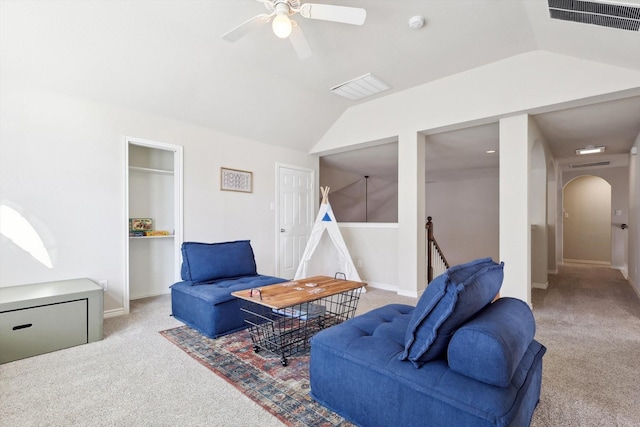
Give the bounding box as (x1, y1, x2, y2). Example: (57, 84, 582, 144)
(280, 228, 286, 232)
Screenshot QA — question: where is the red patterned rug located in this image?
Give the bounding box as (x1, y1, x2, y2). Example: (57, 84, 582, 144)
(160, 325, 352, 427)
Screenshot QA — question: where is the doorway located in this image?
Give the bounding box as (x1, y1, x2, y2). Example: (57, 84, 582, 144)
(562, 175, 611, 264)
(124, 136, 183, 314)
(276, 163, 315, 279)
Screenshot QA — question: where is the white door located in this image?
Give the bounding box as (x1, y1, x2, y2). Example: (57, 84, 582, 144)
(277, 164, 315, 279)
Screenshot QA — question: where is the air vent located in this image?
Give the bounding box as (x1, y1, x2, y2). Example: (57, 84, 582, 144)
(569, 161, 611, 168)
(548, 0, 640, 31)
(330, 73, 391, 101)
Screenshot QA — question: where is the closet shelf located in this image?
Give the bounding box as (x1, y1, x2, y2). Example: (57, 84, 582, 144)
(129, 166, 173, 175)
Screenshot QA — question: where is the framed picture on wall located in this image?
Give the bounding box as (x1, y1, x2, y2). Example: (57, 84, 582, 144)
(221, 167, 253, 193)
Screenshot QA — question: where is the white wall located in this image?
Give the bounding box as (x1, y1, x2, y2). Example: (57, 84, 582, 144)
(0, 84, 318, 313)
(628, 134, 640, 295)
(425, 175, 499, 266)
(529, 117, 554, 288)
(397, 131, 426, 296)
(499, 115, 531, 303)
(311, 51, 640, 301)
(547, 162, 559, 274)
(339, 224, 399, 291)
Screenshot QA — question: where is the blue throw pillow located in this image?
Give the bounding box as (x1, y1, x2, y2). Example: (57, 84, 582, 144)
(180, 240, 258, 284)
(400, 271, 449, 359)
(401, 257, 503, 368)
(447, 297, 535, 387)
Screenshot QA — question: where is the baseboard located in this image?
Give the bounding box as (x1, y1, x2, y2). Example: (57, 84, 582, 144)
(105, 290, 171, 317)
(397, 289, 421, 299)
(532, 282, 549, 290)
(611, 265, 628, 279)
(629, 276, 640, 300)
(104, 308, 124, 318)
(563, 259, 610, 266)
(366, 281, 420, 299)
(365, 281, 395, 292)
(547, 269, 558, 275)
(130, 290, 170, 300)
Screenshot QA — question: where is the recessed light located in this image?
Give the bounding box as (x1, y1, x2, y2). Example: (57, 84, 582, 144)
(576, 146, 605, 155)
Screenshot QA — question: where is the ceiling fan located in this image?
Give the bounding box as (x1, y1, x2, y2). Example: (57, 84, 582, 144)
(222, 0, 367, 60)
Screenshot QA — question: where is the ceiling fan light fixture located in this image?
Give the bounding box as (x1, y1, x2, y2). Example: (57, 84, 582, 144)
(222, 0, 367, 58)
(272, 13, 293, 38)
(576, 145, 605, 155)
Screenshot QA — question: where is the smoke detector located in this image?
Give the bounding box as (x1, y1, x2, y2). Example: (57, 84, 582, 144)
(408, 15, 425, 29)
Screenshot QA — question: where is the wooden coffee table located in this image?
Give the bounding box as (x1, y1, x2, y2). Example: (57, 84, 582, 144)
(232, 275, 365, 366)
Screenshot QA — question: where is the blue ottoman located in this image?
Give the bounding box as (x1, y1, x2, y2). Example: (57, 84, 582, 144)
(170, 240, 286, 338)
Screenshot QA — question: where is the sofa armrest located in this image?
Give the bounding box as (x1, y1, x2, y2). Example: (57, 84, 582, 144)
(447, 297, 535, 387)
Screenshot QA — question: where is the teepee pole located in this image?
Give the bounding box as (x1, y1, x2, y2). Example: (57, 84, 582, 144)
(321, 186, 330, 204)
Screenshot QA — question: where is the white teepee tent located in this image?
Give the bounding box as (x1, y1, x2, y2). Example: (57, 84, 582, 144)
(294, 187, 363, 284)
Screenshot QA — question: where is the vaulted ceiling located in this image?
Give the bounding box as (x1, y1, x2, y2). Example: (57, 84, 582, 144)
(2, 0, 639, 171)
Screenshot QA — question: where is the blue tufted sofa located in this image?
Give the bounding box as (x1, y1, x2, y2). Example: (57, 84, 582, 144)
(170, 240, 286, 338)
(309, 258, 546, 427)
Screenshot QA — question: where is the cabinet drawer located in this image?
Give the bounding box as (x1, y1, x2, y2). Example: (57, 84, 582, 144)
(0, 299, 88, 363)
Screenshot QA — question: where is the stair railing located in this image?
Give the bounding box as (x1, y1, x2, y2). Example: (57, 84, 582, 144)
(426, 216, 450, 283)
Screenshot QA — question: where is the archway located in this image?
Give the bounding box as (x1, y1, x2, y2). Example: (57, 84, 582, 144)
(562, 176, 612, 264)
(530, 139, 548, 288)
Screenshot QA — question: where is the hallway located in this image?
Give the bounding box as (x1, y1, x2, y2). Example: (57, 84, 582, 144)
(530, 263, 640, 426)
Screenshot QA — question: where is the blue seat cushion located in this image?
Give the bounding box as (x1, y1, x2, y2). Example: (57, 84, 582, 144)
(447, 297, 536, 387)
(180, 240, 257, 284)
(171, 275, 284, 306)
(170, 275, 286, 338)
(402, 257, 504, 367)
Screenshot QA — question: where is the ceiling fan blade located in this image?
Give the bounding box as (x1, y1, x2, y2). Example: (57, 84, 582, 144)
(222, 14, 271, 42)
(299, 3, 366, 25)
(289, 21, 312, 60)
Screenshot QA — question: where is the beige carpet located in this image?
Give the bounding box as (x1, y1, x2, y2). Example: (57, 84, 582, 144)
(530, 263, 640, 426)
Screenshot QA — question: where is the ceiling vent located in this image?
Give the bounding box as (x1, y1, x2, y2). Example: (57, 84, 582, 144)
(569, 160, 611, 168)
(548, 0, 640, 31)
(330, 73, 391, 101)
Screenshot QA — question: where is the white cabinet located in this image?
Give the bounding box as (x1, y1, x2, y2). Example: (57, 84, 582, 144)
(0, 278, 103, 364)
(125, 138, 183, 308)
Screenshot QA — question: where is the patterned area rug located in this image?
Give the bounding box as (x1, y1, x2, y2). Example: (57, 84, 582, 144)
(160, 325, 352, 427)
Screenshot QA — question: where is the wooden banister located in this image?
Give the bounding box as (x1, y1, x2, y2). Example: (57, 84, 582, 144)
(426, 216, 450, 283)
